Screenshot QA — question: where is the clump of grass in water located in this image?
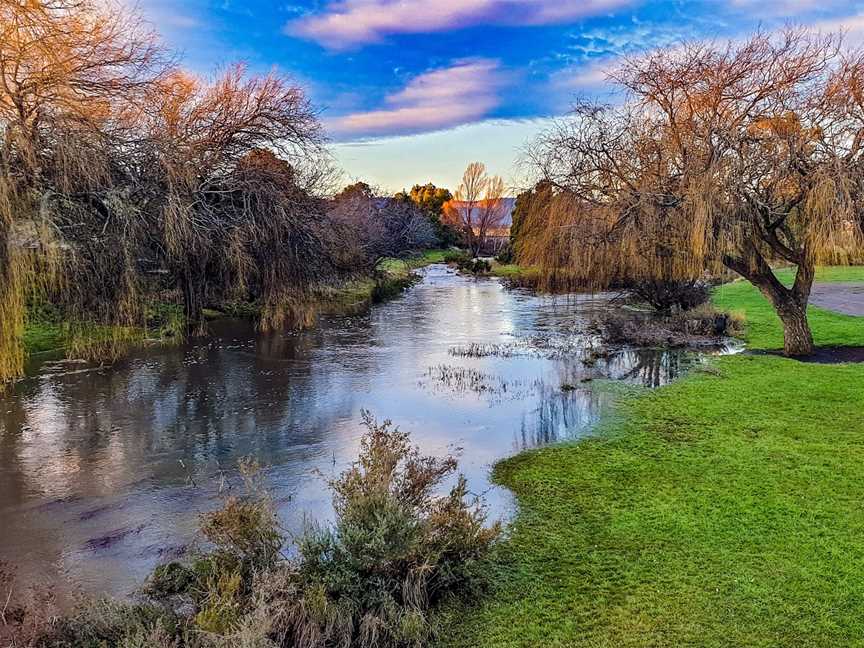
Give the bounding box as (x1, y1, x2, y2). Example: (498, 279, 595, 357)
(448, 333, 600, 361)
(424, 365, 543, 404)
(448, 342, 524, 359)
(11, 413, 499, 647)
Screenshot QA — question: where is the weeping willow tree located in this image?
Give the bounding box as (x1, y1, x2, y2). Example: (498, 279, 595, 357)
(0, 0, 168, 382)
(521, 29, 864, 356)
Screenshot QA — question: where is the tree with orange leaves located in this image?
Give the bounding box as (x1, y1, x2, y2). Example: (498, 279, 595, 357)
(444, 162, 508, 256)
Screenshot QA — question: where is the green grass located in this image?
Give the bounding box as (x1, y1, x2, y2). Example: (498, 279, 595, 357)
(445, 356, 864, 647)
(22, 322, 65, 355)
(324, 249, 457, 309)
(712, 266, 864, 350)
(22, 301, 188, 358)
(773, 265, 864, 284)
(490, 263, 522, 277)
(490, 263, 542, 289)
(406, 248, 454, 267)
(444, 266, 864, 647)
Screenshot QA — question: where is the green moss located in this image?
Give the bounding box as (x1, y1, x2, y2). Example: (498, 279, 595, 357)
(443, 265, 864, 647)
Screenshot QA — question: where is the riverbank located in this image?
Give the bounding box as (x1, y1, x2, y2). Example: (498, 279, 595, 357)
(21, 249, 456, 361)
(443, 267, 864, 647)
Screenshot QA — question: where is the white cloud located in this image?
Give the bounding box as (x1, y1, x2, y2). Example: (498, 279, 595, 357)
(287, 0, 636, 50)
(134, 0, 202, 31)
(553, 57, 617, 90)
(327, 59, 508, 139)
(809, 12, 864, 45)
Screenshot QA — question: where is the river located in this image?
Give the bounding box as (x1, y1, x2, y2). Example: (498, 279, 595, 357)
(0, 264, 699, 600)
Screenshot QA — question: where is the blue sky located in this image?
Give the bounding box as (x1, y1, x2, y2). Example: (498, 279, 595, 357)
(141, 0, 864, 192)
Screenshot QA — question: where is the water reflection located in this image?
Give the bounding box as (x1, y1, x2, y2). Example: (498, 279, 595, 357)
(0, 265, 701, 599)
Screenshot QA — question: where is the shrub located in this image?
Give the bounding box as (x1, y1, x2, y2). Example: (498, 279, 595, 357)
(627, 279, 712, 313)
(32, 413, 500, 648)
(600, 305, 744, 348)
(442, 249, 470, 265)
(267, 412, 500, 647)
(456, 258, 491, 275)
(495, 243, 515, 265)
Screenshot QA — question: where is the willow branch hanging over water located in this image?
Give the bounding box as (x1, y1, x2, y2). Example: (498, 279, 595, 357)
(520, 28, 864, 355)
(0, 0, 170, 382)
(0, 0, 350, 385)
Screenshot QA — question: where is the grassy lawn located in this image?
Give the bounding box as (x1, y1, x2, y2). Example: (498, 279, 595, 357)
(443, 267, 864, 647)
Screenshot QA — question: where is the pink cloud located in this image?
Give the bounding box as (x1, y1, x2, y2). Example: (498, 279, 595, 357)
(288, 0, 635, 49)
(726, 0, 846, 14)
(328, 59, 506, 139)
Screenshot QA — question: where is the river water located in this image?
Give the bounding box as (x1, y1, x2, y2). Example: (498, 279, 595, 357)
(0, 264, 699, 599)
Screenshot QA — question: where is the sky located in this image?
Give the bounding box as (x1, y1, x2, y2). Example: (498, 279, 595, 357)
(139, 0, 864, 193)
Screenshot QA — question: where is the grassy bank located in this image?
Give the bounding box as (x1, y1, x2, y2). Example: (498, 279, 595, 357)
(320, 248, 456, 310)
(444, 267, 864, 647)
(22, 303, 185, 359)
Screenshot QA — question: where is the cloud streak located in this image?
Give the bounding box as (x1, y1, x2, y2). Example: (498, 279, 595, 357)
(288, 0, 636, 49)
(327, 59, 507, 139)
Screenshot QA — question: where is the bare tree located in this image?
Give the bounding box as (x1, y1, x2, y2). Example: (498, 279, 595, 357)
(445, 162, 508, 255)
(522, 29, 864, 355)
(141, 65, 325, 333)
(328, 181, 437, 263)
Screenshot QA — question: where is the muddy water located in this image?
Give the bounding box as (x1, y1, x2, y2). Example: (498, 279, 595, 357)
(0, 265, 704, 599)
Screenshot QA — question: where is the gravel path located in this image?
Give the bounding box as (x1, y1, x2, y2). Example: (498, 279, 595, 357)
(810, 283, 864, 316)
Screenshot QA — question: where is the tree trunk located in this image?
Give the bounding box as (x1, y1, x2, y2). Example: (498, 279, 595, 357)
(180, 270, 206, 337)
(776, 299, 814, 356)
(723, 253, 815, 357)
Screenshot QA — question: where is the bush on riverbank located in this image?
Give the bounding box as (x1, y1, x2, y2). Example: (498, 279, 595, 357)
(626, 279, 712, 314)
(599, 304, 744, 348)
(8, 414, 498, 648)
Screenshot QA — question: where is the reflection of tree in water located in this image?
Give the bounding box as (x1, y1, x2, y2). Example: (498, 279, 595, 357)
(0, 318, 383, 499)
(600, 349, 691, 387)
(514, 349, 691, 450)
(517, 382, 605, 450)
(0, 384, 30, 515)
